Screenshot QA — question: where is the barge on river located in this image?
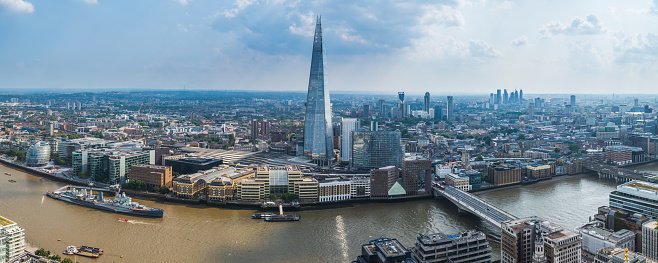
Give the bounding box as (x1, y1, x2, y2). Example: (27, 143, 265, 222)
(47, 185, 164, 217)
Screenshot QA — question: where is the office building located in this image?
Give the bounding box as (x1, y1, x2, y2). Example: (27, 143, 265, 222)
(26, 141, 50, 166)
(352, 236, 415, 263)
(164, 157, 223, 174)
(610, 181, 658, 219)
(424, 92, 430, 113)
(519, 89, 523, 101)
(370, 166, 399, 198)
(446, 96, 454, 122)
(503, 89, 508, 104)
(350, 176, 371, 198)
(341, 118, 359, 163)
(129, 164, 173, 188)
(487, 163, 522, 186)
(235, 165, 318, 202)
(0, 215, 25, 263)
(496, 89, 502, 105)
(173, 165, 254, 199)
(401, 158, 432, 196)
(351, 130, 403, 170)
(73, 149, 155, 184)
(363, 104, 370, 117)
(642, 220, 657, 260)
(57, 137, 107, 160)
(501, 217, 581, 263)
(434, 105, 442, 121)
(594, 247, 647, 263)
(570, 95, 576, 107)
(575, 221, 636, 255)
(318, 176, 351, 202)
(445, 173, 472, 191)
(528, 103, 534, 119)
(303, 16, 334, 166)
(411, 230, 491, 263)
(399, 92, 406, 117)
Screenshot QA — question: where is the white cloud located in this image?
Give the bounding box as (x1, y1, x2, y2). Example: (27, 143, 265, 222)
(499, 1, 512, 9)
(418, 4, 465, 28)
(510, 36, 527, 46)
(469, 40, 501, 58)
(612, 32, 658, 64)
(288, 11, 315, 37)
(649, 0, 658, 15)
(222, 0, 255, 18)
(0, 0, 34, 13)
(177, 24, 188, 32)
(568, 42, 605, 71)
(539, 14, 607, 38)
(76, 0, 98, 4)
(177, 0, 190, 6)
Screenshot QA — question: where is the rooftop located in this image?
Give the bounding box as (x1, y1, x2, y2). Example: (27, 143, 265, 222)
(0, 216, 15, 226)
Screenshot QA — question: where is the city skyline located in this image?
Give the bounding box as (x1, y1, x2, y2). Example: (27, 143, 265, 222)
(2, 0, 658, 94)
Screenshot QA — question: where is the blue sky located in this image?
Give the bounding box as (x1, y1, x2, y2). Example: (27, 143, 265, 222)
(2, 0, 658, 94)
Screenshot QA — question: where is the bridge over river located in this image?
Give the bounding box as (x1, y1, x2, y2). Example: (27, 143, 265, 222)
(433, 185, 518, 228)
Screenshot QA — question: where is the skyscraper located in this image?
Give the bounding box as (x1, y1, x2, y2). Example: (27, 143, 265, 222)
(503, 89, 509, 104)
(350, 130, 402, 170)
(571, 95, 576, 107)
(423, 92, 430, 113)
(303, 16, 334, 166)
(528, 103, 535, 119)
(519, 89, 523, 102)
(398, 92, 405, 117)
(341, 118, 359, 162)
(447, 96, 454, 122)
(496, 89, 502, 105)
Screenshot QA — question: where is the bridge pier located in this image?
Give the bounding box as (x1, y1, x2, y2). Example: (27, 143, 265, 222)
(457, 206, 471, 216)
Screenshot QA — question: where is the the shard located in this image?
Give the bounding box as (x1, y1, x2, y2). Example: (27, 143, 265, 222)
(303, 16, 333, 166)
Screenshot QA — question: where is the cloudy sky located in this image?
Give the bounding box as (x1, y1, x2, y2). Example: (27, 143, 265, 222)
(1, 0, 658, 94)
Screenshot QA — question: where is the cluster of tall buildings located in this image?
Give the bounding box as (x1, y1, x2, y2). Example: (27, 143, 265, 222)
(491, 89, 523, 106)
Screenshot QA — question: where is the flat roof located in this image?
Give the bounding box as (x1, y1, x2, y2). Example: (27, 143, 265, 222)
(0, 216, 15, 226)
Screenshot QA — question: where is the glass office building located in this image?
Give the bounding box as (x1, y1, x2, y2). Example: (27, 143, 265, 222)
(303, 16, 334, 166)
(350, 130, 402, 170)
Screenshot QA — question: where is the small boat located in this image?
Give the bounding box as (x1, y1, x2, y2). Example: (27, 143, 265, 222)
(251, 213, 273, 219)
(8, 180, 16, 183)
(118, 218, 129, 222)
(63, 245, 103, 258)
(4, 172, 8, 175)
(264, 214, 300, 222)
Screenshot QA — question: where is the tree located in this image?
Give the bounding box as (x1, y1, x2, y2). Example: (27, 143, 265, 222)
(569, 144, 579, 152)
(474, 155, 484, 161)
(49, 254, 61, 261)
(62, 258, 73, 263)
(268, 193, 277, 201)
(35, 248, 48, 257)
(554, 148, 560, 153)
(517, 134, 526, 140)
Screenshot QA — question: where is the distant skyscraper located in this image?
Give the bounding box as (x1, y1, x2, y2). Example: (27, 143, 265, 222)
(398, 92, 405, 117)
(340, 118, 359, 163)
(528, 103, 535, 119)
(423, 92, 430, 113)
(571, 95, 576, 107)
(362, 104, 370, 117)
(519, 89, 523, 102)
(303, 16, 334, 166)
(489, 93, 494, 105)
(496, 89, 502, 105)
(434, 105, 442, 121)
(378, 99, 385, 115)
(503, 89, 509, 104)
(447, 96, 454, 122)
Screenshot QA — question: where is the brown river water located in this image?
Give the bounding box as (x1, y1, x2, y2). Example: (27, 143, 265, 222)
(0, 164, 631, 262)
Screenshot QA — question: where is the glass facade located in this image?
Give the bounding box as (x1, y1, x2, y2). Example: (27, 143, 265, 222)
(303, 16, 333, 165)
(350, 130, 402, 169)
(26, 141, 50, 166)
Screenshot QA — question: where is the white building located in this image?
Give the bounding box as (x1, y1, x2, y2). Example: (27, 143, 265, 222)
(610, 181, 658, 219)
(341, 118, 359, 163)
(318, 177, 351, 202)
(643, 220, 658, 261)
(0, 216, 25, 263)
(349, 176, 371, 198)
(575, 221, 635, 255)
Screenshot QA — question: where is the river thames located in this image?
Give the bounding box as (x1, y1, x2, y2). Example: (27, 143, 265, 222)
(0, 164, 622, 263)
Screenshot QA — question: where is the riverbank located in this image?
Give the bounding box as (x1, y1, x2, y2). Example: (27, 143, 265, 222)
(473, 172, 596, 195)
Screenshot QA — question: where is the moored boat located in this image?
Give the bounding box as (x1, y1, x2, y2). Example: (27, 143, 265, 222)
(47, 185, 164, 217)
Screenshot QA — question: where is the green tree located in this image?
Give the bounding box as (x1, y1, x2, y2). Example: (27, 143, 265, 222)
(281, 193, 290, 202)
(569, 144, 579, 152)
(49, 254, 61, 261)
(474, 155, 484, 161)
(554, 148, 561, 153)
(62, 258, 74, 263)
(517, 134, 526, 140)
(35, 248, 48, 257)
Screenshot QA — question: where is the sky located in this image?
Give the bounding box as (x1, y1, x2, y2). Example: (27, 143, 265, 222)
(1, 0, 658, 95)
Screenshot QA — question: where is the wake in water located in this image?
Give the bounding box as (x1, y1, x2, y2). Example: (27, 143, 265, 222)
(41, 196, 44, 205)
